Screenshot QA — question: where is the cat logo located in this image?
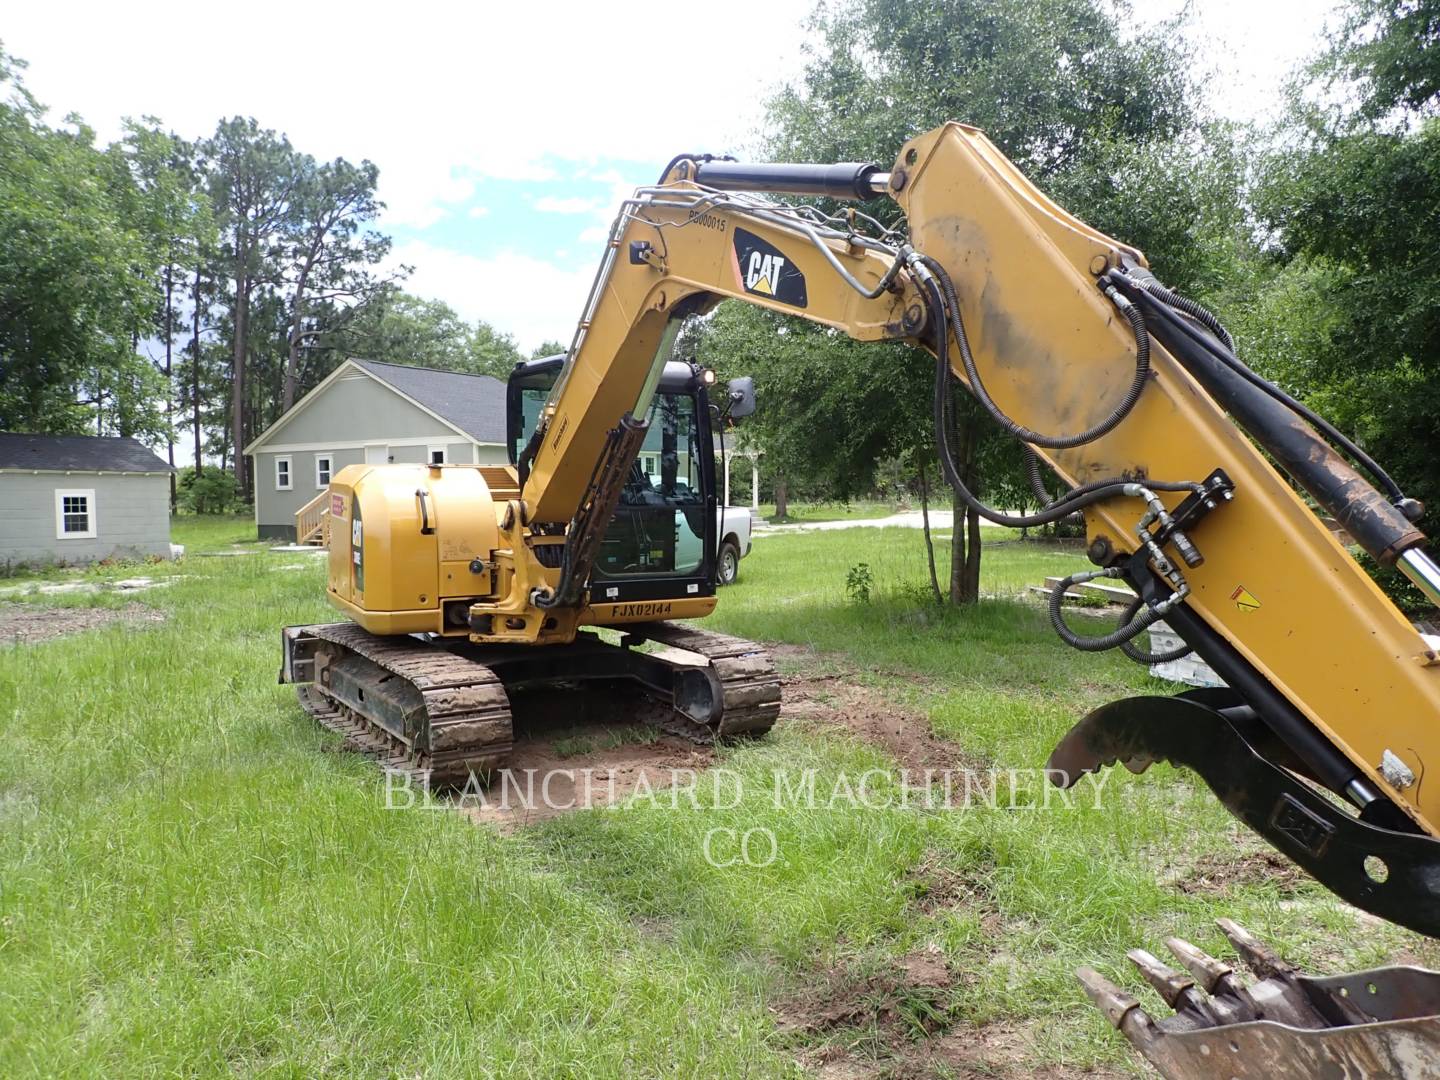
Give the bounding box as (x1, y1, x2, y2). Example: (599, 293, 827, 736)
(744, 251, 785, 295)
(732, 227, 808, 307)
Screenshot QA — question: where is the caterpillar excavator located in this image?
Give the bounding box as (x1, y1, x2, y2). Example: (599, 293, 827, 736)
(280, 122, 1440, 1076)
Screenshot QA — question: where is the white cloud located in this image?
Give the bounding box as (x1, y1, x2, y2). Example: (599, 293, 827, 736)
(533, 195, 601, 215)
(389, 240, 598, 351)
(2, 1, 810, 233)
(576, 225, 611, 246)
(467, 205, 491, 219)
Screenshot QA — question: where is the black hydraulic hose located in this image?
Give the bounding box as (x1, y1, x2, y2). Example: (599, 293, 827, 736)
(1132, 277, 1234, 352)
(1048, 572, 1164, 652)
(924, 276, 1202, 530)
(1117, 594, 1193, 664)
(1023, 444, 1055, 504)
(1121, 274, 1411, 509)
(921, 254, 1152, 450)
(919, 272, 1196, 653)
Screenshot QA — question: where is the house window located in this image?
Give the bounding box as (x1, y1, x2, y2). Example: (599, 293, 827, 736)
(428, 446, 446, 465)
(55, 489, 97, 539)
(315, 454, 333, 488)
(640, 453, 658, 477)
(276, 456, 292, 491)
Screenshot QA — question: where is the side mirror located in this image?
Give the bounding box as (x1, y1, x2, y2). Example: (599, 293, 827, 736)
(726, 376, 756, 420)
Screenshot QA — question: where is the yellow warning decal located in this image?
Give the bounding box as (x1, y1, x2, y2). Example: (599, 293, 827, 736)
(1230, 585, 1261, 612)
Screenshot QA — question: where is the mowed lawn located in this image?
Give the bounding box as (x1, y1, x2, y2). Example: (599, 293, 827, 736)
(2, 516, 1435, 1077)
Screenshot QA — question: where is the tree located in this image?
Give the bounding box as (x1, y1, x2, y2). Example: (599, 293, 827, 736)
(279, 155, 395, 410)
(1236, 0, 1440, 536)
(530, 339, 567, 359)
(468, 320, 524, 379)
(736, 0, 1212, 602)
(0, 51, 158, 434)
(204, 117, 297, 494)
(115, 120, 213, 503)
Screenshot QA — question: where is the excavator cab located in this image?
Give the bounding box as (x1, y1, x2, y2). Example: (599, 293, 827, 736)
(507, 354, 722, 600)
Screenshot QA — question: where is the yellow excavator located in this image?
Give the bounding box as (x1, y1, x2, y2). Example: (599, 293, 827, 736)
(280, 122, 1440, 1076)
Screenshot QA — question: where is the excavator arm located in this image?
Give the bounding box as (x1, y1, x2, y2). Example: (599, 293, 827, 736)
(501, 124, 1440, 908)
(482, 121, 1440, 1075)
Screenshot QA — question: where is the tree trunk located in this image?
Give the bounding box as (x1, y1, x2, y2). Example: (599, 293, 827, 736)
(918, 458, 942, 605)
(774, 474, 789, 520)
(949, 488, 967, 604)
(230, 269, 248, 493)
(191, 265, 203, 476)
(964, 500, 982, 602)
(282, 258, 313, 411)
(163, 262, 176, 510)
(947, 399, 983, 605)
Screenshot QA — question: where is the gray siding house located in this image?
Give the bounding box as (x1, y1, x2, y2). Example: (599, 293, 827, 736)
(244, 358, 510, 540)
(0, 434, 173, 567)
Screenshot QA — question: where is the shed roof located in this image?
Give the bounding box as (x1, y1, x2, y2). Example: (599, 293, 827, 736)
(351, 359, 508, 443)
(0, 433, 172, 474)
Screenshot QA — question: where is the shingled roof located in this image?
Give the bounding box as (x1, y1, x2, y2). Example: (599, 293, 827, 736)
(351, 359, 508, 443)
(0, 433, 173, 474)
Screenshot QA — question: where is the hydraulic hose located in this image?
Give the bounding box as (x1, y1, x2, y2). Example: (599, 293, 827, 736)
(1132, 277, 1234, 351)
(1048, 571, 1164, 652)
(923, 275, 1201, 530)
(921, 254, 1151, 450)
(918, 269, 1195, 654)
(1116, 594, 1193, 664)
(1024, 444, 1054, 504)
(1121, 273, 1412, 511)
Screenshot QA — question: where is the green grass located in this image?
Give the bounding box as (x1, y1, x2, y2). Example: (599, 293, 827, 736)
(1, 519, 1433, 1077)
(756, 499, 898, 525)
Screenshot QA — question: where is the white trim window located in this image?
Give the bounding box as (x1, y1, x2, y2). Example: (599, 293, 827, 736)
(275, 456, 293, 491)
(315, 453, 333, 488)
(427, 446, 446, 466)
(55, 488, 97, 539)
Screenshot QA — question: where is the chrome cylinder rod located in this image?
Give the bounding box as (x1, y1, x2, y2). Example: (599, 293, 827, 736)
(1399, 547, 1440, 609)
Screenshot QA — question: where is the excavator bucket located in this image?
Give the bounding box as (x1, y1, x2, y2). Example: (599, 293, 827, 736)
(1080, 919, 1440, 1078)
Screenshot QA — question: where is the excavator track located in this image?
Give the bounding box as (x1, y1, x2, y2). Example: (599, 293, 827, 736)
(293, 622, 513, 787)
(623, 621, 783, 742)
(283, 621, 781, 785)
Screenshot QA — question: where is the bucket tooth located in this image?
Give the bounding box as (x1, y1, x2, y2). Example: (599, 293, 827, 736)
(1164, 935, 1234, 994)
(1077, 966, 1145, 1030)
(1216, 918, 1292, 982)
(1128, 949, 1196, 1008)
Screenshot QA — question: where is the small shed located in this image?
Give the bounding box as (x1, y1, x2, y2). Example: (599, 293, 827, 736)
(0, 433, 174, 567)
(244, 358, 511, 541)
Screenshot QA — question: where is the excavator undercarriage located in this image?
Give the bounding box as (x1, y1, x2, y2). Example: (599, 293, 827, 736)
(282, 620, 781, 785)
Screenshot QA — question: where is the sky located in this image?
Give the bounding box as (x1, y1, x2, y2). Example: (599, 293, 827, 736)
(5, 0, 1345, 354)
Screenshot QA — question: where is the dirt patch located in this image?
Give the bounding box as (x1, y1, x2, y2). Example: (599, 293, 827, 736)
(774, 948, 957, 1041)
(456, 733, 714, 829)
(435, 686, 711, 829)
(779, 658, 985, 777)
(439, 644, 977, 829)
(906, 853, 1004, 933)
(0, 602, 165, 645)
(1163, 848, 1309, 897)
(778, 950, 1120, 1080)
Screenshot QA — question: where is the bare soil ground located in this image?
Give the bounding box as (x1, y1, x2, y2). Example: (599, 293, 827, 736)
(776, 946, 1124, 1080)
(0, 602, 165, 645)
(451, 647, 981, 830)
